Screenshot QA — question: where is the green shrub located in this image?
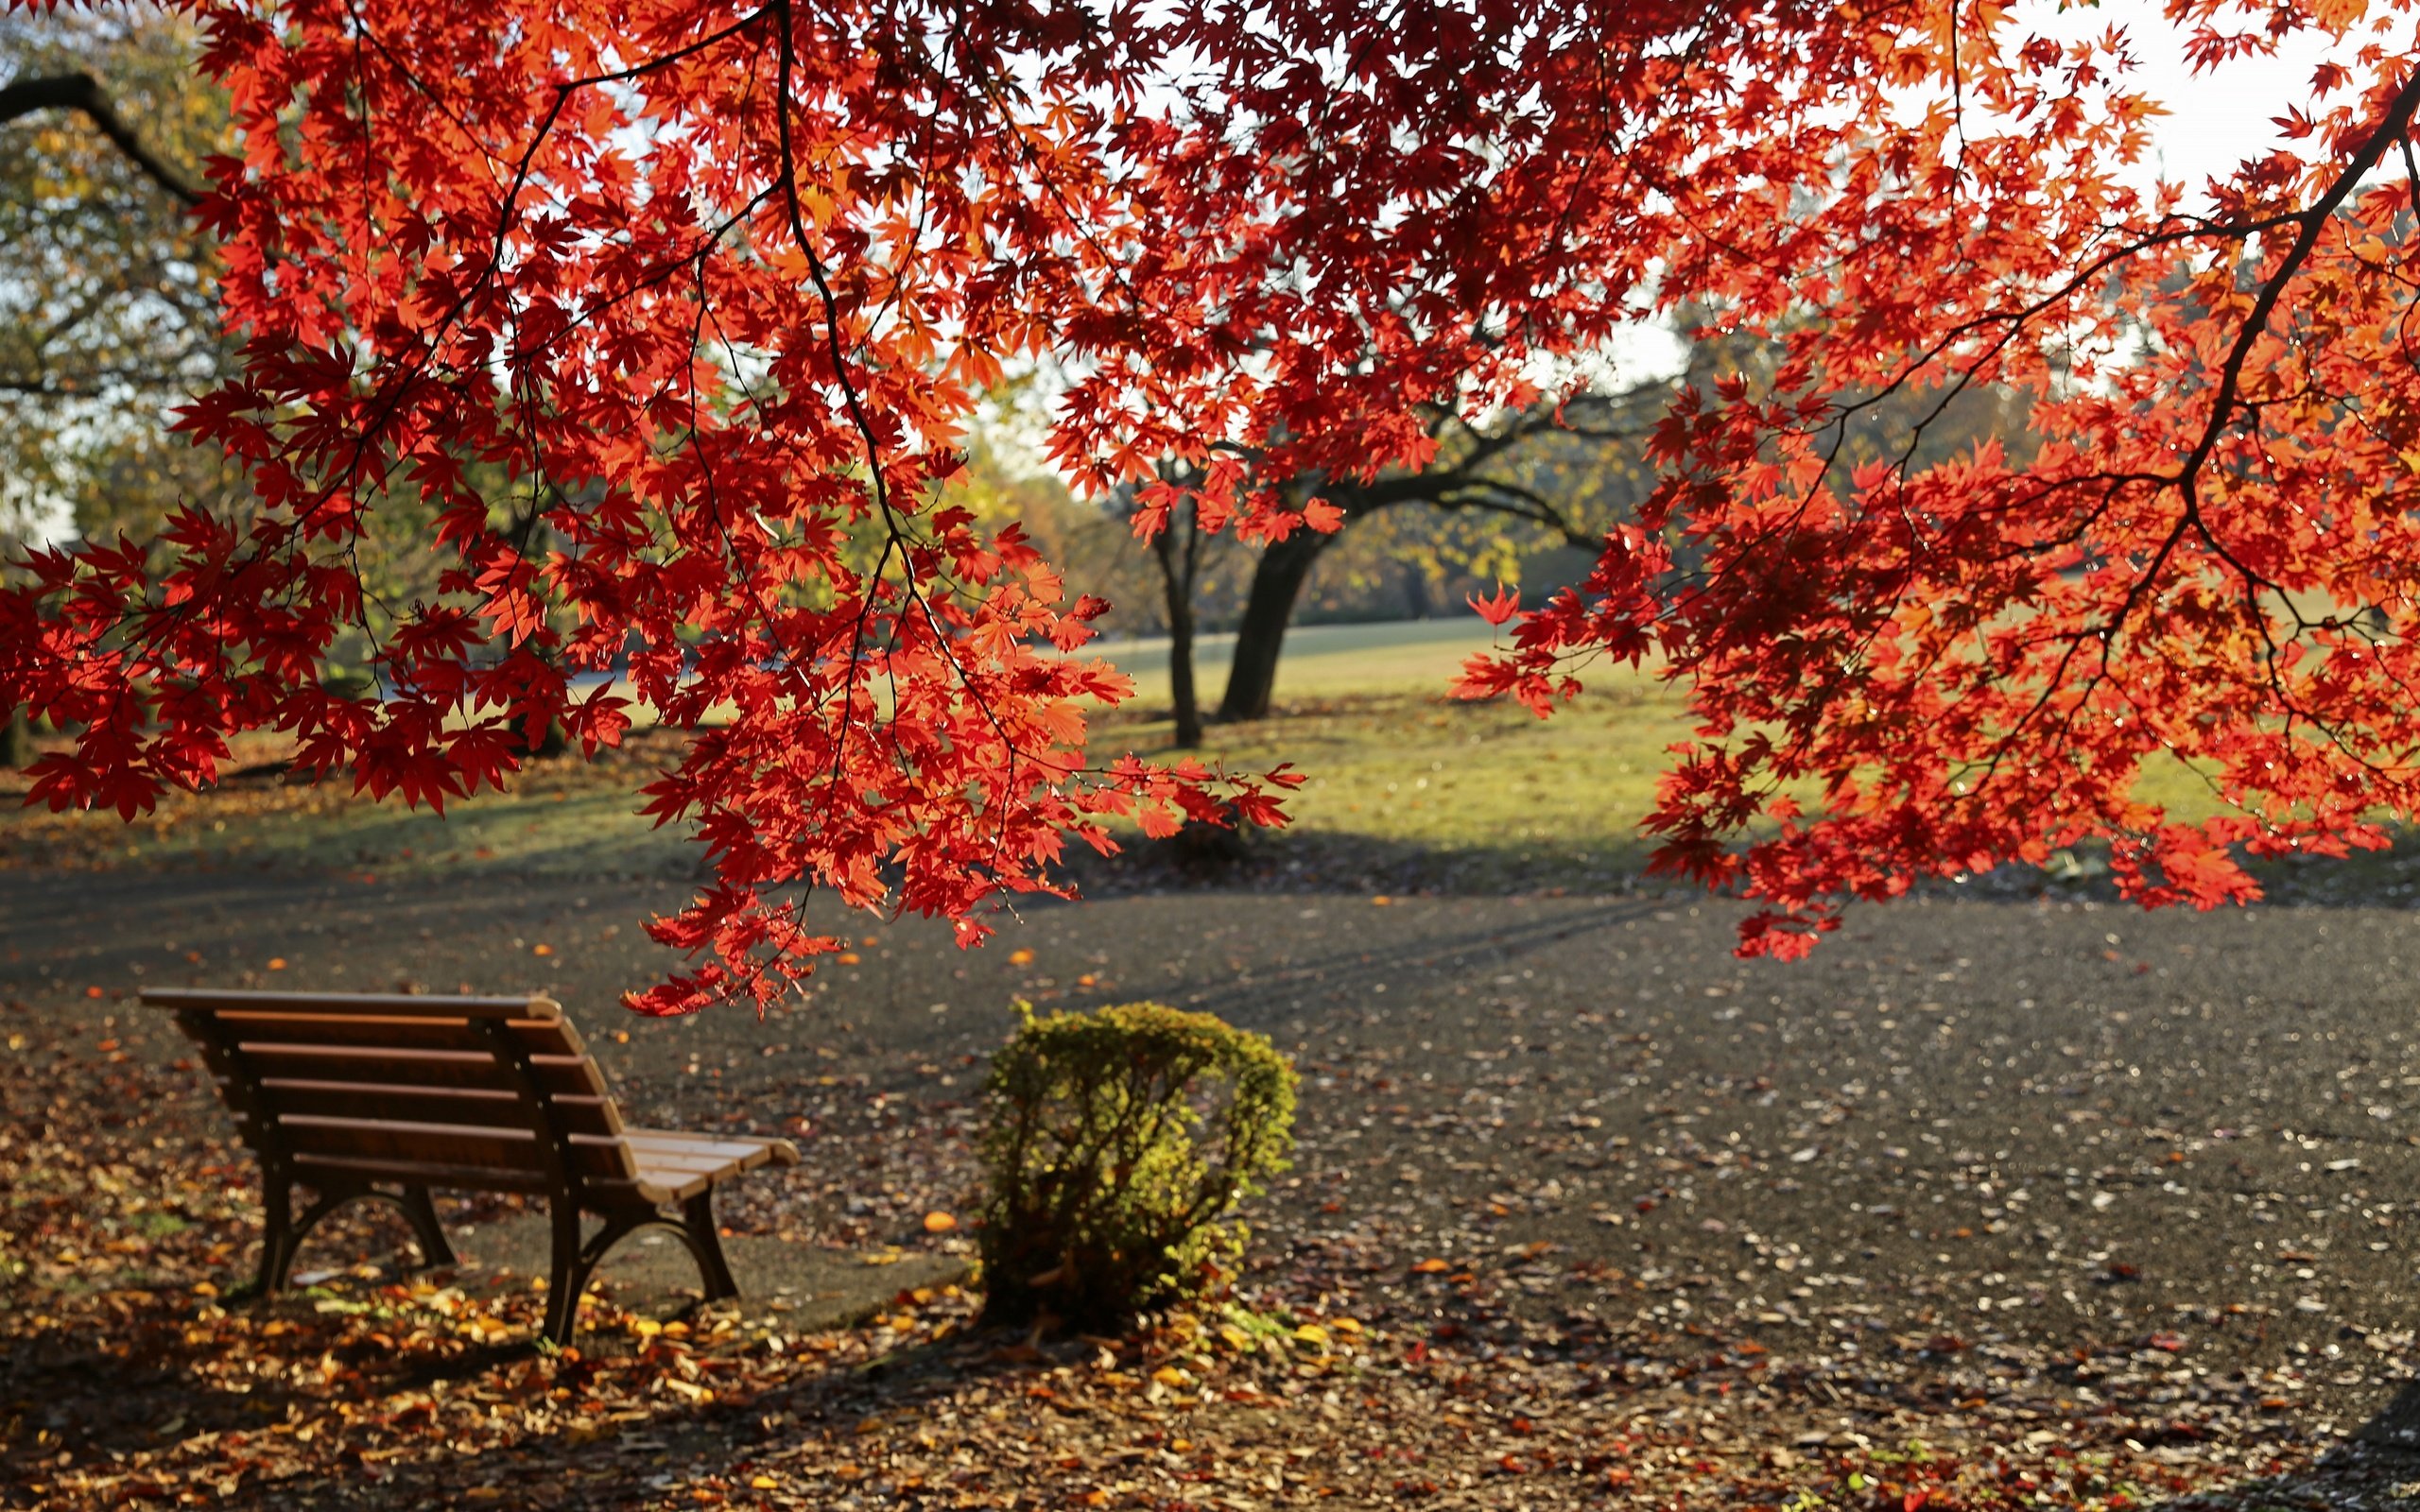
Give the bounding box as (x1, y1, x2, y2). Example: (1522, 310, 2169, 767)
(977, 1001, 1297, 1332)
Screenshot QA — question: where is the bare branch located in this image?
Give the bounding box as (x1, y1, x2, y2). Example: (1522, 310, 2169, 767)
(0, 71, 204, 205)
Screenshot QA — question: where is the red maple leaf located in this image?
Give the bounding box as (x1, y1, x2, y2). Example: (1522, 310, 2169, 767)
(4, 0, 2413, 998)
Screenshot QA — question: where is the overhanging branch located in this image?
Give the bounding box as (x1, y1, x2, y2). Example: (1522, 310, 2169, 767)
(0, 71, 204, 205)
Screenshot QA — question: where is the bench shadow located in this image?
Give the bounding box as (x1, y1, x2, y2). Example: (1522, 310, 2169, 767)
(2, 1177, 991, 1503)
(154, 1324, 1049, 1511)
(1, 1289, 297, 1456)
(0, 1208, 517, 1462)
(0, 1290, 531, 1472)
(2151, 1380, 2420, 1508)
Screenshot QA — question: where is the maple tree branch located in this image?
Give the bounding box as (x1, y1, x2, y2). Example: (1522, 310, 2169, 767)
(769, 2, 896, 533)
(2091, 71, 2420, 787)
(1428, 478, 1597, 548)
(757, 0, 1081, 972)
(0, 71, 204, 205)
(81, 1, 740, 711)
(769, 0, 917, 818)
(1677, 73, 2420, 838)
(79, 8, 793, 798)
(0, 370, 202, 396)
(2172, 67, 2420, 513)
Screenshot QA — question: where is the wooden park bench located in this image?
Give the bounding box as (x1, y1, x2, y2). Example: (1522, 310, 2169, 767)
(142, 987, 799, 1344)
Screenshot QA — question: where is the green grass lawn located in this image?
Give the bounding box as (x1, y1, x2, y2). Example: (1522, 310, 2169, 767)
(5, 616, 2410, 900)
(1089, 619, 1686, 887)
(1086, 617, 1507, 708)
(0, 617, 1687, 888)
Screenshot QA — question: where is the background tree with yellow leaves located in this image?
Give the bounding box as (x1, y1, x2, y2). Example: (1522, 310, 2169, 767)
(2, 8, 233, 765)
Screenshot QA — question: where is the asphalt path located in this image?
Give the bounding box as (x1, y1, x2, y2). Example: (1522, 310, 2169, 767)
(10, 867, 2420, 1442)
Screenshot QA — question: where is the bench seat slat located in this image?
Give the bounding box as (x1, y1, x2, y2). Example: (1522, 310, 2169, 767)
(598, 1170, 714, 1203)
(619, 1130, 800, 1167)
(608, 1148, 744, 1175)
(620, 1129, 791, 1151)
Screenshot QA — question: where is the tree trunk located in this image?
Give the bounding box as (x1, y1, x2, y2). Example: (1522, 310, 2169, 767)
(1151, 524, 1204, 748)
(0, 709, 31, 772)
(1216, 529, 1333, 723)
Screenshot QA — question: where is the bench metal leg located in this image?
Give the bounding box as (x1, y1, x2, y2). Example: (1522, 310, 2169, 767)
(548, 1206, 644, 1346)
(536, 1192, 742, 1345)
(258, 1180, 460, 1298)
(543, 1195, 585, 1346)
(396, 1185, 458, 1269)
(680, 1190, 738, 1302)
(253, 1173, 298, 1297)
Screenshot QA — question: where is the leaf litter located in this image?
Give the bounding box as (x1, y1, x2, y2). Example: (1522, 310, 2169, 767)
(13, 875, 2420, 1506)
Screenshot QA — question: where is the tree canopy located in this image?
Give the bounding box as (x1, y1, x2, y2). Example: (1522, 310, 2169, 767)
(3, 0, 2413, 1005)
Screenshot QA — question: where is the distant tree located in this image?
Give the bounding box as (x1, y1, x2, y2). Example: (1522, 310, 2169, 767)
(1216, 384, 1665, 722)
(1146, 489, 1211, 748)
(1, 11, 230, 542)
(1, 9, 232, 771)
(1121, 457, 1301, 748)
(1207, 318, 2036, 726)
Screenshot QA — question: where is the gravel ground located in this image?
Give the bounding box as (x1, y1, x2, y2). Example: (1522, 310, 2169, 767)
(13, 865, 2420, 1505)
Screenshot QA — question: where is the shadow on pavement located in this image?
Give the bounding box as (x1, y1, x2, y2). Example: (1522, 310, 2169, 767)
(2154, 1385, 2420, 1508)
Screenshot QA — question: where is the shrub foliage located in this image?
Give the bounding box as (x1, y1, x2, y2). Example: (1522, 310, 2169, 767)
(978, 1001, 1297, 1331)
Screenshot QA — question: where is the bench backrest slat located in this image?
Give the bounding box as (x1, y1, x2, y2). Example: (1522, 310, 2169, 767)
(147, 988, 640, 1187)
(229, 1044, 613, 1102)
(211, 1011, 589, 1058)
(244, 1079, 624, 1140)
(148, 988, 555, 1022)
(276, 1116, 645, 1183)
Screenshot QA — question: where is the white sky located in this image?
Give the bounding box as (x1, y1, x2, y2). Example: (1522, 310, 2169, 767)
(1582, 5, 2391, 387)
(2028, 0, 2379, 201)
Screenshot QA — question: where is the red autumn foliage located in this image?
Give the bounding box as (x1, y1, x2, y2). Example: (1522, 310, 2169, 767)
(1451, 5, 2420, 956)
(3, 0, 2414, 991)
